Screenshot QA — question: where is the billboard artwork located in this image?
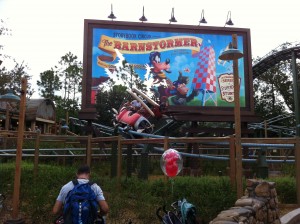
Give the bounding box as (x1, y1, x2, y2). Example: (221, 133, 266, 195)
(85, 21, 251, 112)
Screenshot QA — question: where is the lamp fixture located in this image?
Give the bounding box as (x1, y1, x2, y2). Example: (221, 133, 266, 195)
(199, 9, 207, 25)
(218, 42, 243, 61)
(169, 8, 177, 23)
(224, 11, 234, 27)
(0, 90, 20, 102)
(139, 6, 147, 22)
(108, 4, 116, 20)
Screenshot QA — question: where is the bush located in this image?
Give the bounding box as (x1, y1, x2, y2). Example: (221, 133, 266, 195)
(0, 162, 297, 223)
(268, 176, 297, 204)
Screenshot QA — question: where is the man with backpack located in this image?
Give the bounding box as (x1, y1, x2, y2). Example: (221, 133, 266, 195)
(52, 165, 109, 224)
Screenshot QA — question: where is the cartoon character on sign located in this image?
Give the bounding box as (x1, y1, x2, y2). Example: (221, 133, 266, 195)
(149, 51, 171, 84)
(160, 149, 183, 177)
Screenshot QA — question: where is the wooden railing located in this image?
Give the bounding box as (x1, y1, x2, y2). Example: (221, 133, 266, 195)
(0, 130, 300, 204)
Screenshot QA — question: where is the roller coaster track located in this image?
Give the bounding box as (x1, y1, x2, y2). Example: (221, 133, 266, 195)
(66, 117, 297, 164)
(251, 42, 300, 135)
(69, 116, 186, 138)
(69, 117, 115, 136)
(252, 41, 300, 79)
(248, 114, 296, 137)
(0, 117, 294, 165)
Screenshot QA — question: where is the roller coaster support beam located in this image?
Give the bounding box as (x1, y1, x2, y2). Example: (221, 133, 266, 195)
(139, 145, 151, 180)
(292, 50, 300, 205)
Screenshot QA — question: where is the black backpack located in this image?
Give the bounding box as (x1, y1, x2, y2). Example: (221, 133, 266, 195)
(63, 180, 98, 224)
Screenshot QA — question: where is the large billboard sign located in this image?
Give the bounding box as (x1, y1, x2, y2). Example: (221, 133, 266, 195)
(80, 20, 254, 121)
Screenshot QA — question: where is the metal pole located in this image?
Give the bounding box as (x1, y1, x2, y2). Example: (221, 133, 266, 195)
(232, 34, 243, 198)
(292, 51, 300, 136)
(292, 50, 300, 205)
(296, 137, 300, 206)
(12, 77, 27, 219)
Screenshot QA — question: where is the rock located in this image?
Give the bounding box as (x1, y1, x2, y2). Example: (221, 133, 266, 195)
(255, 182, 270, 197)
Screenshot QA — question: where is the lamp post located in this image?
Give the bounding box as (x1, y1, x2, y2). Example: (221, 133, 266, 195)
(219, 34, 244, 198)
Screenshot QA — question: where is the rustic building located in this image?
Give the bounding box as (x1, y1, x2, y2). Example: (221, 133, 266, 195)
(0, 98, 56, 134)
(25, 98, 56, 133)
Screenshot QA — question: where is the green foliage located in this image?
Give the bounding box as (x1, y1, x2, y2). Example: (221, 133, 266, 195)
(281, 163, 296, 177)
(201, 160, 229, 175)
(252, 42, 300, 137)
(253, 42, 298, 127)
(58, 52, 82, 103)
(36, 52, 82, 122)
(268, 176, 296, 204)
(0, 162, 297, 223)
(37, 69, 61, 99)
(0, 162, 234, 223)
(95, 84, 128, 126)
(0, 61, 33, 99)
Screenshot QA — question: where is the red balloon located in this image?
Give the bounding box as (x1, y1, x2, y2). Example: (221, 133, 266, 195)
(165, 151, 178, 160)
(160, 149, 183, 177)
(166, 163, 178, 177)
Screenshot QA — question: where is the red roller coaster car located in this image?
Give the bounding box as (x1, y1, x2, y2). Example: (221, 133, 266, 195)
(113, 88, 160, 133)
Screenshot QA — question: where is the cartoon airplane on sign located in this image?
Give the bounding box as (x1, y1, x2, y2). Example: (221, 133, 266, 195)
(112, 87, 161, 133)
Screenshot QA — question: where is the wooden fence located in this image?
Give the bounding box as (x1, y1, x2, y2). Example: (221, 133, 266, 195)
(0, 130, 300, 204)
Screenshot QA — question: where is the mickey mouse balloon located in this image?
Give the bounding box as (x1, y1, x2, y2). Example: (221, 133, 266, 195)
(160, 149, 183, 177)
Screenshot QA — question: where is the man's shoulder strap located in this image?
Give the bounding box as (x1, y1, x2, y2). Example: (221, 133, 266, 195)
(72, 179, 79, 186)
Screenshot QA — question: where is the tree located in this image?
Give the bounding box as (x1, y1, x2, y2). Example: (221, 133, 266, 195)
(37, 52, 83, 121)
(58, 52, 82, 105)
(0, 19, 11, 57)
(37, 69, 61, 99)
(253, 62, 290, 119)
(95, 82, 127, 126)
(0, 60, 33, 98)
(0, 20, 33, 98)
(57, 52, 82, 119)
(253, 42, 299, 133)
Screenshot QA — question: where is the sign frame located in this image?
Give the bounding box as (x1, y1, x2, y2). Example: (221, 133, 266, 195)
(79, 19, 256, 122)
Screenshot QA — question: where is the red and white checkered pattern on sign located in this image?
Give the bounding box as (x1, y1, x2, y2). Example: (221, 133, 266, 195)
(192, 46, 216, 93)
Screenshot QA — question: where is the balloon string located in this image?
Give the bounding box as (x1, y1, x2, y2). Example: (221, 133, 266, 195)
(171, 178, 174, 199)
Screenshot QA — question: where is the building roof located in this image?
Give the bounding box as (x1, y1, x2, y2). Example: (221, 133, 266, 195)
(25, 98, 56, 123)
